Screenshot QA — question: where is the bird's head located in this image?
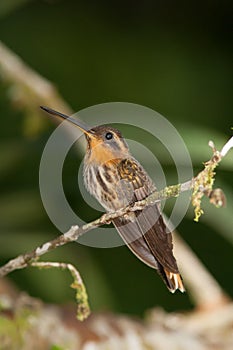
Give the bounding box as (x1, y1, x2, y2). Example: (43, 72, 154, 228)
(40, 106, 130, 164)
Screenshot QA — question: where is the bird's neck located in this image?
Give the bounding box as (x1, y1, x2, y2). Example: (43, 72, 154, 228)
(85, 143, 130, 166)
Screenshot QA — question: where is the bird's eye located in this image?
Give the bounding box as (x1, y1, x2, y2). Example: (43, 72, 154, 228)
(105, 132, 113, 140)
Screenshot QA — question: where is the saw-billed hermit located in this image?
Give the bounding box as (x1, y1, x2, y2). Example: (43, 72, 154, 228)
(41, 106, 185, 293)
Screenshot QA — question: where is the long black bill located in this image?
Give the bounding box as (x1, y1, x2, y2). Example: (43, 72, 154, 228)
(40, 106, 92, 134)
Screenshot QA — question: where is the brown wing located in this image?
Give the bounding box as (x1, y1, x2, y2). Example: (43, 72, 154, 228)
(113, 158, 184, 293)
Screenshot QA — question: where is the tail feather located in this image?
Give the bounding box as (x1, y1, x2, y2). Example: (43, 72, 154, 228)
(113, 216, 185, 293)
(164, 269, 185, 293)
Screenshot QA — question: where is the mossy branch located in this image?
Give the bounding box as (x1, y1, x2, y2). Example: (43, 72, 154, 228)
(31, 262, 90, 321)
(191, 140, 228, 221)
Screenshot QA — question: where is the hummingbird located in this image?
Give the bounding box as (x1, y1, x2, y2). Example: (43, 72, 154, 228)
(41, 106, 185, 293)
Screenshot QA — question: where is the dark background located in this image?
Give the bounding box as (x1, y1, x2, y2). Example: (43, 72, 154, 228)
(0, 0, 232, 316)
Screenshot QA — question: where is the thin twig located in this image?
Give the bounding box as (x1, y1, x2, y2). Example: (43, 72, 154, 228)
(220, 136, 233, 157)
(31, 261, 90, 321)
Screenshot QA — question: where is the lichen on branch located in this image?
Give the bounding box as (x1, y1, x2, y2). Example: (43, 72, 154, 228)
(192, 140, 227, 222)
(31, 261, 90, 321)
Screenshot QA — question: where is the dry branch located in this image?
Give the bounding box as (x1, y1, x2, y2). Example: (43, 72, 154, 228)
(0, 40, 73, 135)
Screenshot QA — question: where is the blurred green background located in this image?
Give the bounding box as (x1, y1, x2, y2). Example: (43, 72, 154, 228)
(0, 0, 232, 316)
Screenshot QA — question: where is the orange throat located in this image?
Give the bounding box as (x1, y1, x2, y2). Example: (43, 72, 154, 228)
(87, 141, 121, 165)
